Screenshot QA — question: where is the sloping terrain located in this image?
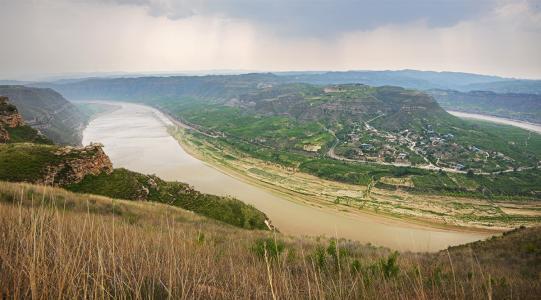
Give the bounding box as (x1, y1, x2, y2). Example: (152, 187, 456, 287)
(429, 89, 541, 123)
(34, 73, 285, 102)
(0, 85, 87, 145)
(0, 98, 268, 230)
(0, 180, 539, 299)
(0, 96, 50, 144)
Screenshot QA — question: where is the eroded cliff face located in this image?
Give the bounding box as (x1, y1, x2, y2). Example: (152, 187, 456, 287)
(0, 96, 25, 142)
(39, 143, 113, 186)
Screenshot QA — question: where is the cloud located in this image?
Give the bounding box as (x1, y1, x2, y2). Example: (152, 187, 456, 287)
(0, 0, 539, 79)
(100, 0, 497, 36)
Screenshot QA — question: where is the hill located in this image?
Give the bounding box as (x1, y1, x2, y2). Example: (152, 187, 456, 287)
(27, 76, 541, 197)
(163, 83, 541, 174)
(429, 90, 541, 124)
(0, 142, 267, 230)
(0, 180, 539, 299)
(33, 73, 284, 102)
(0, 98, 268, 230)
(0, 85, 87, 145)
(278, 70, 506, 90)
(463, 79, 541, 95)
(0, 96, 50, 144)
(279, 70, 541, 94)
(158, 83, 541, 203)
(38, 70, 540, 95)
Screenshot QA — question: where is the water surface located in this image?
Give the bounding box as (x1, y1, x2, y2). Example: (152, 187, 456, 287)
(83, 101, 492, 252)
(448, 111, 541, 134)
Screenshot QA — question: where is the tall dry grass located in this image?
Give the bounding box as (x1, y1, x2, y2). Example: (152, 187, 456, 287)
(0, 181, 539, 299)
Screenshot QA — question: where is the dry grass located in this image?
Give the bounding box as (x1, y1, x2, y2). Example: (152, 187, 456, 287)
(0, 181, 539, 299)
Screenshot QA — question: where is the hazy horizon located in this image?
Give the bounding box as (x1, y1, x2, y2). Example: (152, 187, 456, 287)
(1, 0, 540, 80)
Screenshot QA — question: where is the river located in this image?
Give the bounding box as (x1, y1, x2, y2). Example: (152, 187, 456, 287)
(448, 111, 541, 134)
(82, 101, 491, 252)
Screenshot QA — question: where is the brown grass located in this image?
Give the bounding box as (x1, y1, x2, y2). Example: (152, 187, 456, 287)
(0, 181, 539, 299)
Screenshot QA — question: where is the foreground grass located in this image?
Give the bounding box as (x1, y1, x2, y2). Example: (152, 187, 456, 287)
(0, 181, 540, 299)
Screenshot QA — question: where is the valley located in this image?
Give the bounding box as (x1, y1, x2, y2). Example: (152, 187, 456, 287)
(82, 101, 494, 251)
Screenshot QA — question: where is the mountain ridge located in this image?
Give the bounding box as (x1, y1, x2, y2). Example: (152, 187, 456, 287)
(0, 85, 88, 145)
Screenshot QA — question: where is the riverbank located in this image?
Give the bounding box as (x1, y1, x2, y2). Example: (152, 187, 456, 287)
(448, 110, 541, 134)
(82, 101, 498, 251)
(167, 119, 541, 232)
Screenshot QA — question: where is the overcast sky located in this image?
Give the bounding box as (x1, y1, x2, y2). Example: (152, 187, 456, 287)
(1, 0, 540, 79)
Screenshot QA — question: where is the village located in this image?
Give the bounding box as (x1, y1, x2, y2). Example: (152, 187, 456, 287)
(333, 120, 519, 173)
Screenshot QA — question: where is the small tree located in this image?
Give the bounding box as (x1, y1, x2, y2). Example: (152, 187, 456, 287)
(380, 251, 400, 278)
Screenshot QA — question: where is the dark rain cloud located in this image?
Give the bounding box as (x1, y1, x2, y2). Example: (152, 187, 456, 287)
(100, 0, 502, 36)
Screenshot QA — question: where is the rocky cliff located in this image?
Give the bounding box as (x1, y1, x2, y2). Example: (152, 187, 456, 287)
(39, 143, 113, 186)
(0, 96, 24, 128)
(0, 96, 50, 144)
(0, 96, 26, 142)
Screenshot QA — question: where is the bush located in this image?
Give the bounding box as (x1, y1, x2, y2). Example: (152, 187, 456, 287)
(252, 237, 285, 260)
(380, 251, 400, 278)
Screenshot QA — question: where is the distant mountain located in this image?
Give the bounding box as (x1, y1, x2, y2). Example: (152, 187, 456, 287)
(33, 73, 285, 102)
(279, 70, 507, 91)
(429, 90, 541, 124)
(463, 80, 541, 95)
(0, 85, 88, 145)
(36, 70, 541, 98)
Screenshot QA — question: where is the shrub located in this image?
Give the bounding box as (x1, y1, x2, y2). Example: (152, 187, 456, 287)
(380, 251, 399, 278)
(252, 237, 284, 260)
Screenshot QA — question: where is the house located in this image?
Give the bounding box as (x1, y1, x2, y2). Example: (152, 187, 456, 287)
(360, 143, 373, 150)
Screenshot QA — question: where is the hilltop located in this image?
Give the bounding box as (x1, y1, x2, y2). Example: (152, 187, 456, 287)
(0, 85, 87, 145)
(0, 180, 539, 299)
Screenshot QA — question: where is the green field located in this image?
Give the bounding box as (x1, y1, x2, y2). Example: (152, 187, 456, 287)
(154, 84, 541, 200)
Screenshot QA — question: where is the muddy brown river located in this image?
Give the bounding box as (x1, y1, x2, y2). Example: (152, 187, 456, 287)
(82, 101, 492, 252)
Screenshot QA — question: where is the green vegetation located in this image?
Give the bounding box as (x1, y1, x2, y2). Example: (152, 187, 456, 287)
(153, 83, 541, 200)
(0, 143, 60, 182)
(5, 125, 51, 144)
(1, 182, 539, 298)
(67, 168, 268, 230)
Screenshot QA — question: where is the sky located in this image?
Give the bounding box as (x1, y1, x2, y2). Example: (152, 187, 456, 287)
(1, 0, 540, 80)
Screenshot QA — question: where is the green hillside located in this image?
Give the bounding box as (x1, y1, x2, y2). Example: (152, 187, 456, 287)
(158, 83, 541, 199)
(0, 98, 267, 230)
(0, 142, 267, 230)
(67, 168, 268, 229)
(0, 85, 87, 145)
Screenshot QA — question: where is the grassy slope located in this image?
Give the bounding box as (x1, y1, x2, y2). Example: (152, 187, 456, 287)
(0, 181, 539, 299)
(66, 168, 268, 230)
(5, 125, 51, 144)
(0, 143, 60, 182)
(0, 143, 267, 230)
